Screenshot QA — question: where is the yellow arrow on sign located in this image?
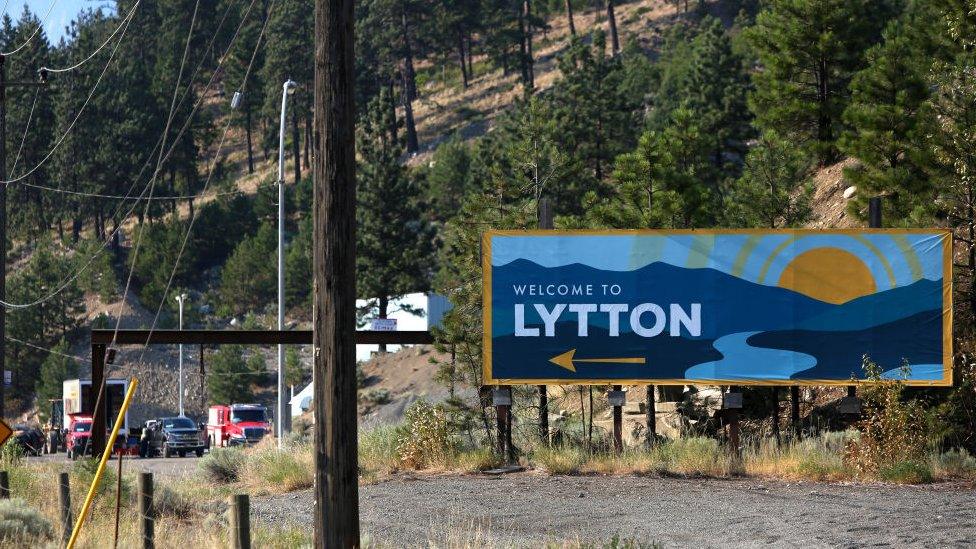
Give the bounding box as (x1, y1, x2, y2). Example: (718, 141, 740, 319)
(0, 419, 12, 447)
(549, 349, 646, 372)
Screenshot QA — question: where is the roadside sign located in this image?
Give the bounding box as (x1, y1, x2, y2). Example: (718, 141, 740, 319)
(483, 229, 952, 386)
(370, 318, 397, 331)
(0, 419, 11, 447)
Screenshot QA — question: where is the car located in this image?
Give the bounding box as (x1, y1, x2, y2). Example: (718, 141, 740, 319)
(65, 414, 93, 461)
(141, 416, 205, 458)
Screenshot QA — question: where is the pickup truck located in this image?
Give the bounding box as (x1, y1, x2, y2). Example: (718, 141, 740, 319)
(140, 417, 205, 458)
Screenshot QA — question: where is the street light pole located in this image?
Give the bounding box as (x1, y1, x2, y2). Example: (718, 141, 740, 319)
(175, 293, 188, 417)
(277, 80, 297, 447)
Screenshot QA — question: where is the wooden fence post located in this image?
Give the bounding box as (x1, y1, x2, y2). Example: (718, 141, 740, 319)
(611, 385, 623, 455)
(228, 494, 250, 549)
(59, 472, 71, 547)
(0, 470, 8, 498)
(139, 472, 154, 549)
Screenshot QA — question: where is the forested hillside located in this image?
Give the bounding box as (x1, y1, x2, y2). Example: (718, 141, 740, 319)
(1, 0, 974, 441)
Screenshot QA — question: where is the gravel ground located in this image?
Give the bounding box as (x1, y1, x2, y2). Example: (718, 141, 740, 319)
(251, 473, 976, 548)
(28, 453, 202, 478)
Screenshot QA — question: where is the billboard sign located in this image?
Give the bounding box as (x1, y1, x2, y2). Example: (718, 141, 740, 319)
(482, 230, 952, 386)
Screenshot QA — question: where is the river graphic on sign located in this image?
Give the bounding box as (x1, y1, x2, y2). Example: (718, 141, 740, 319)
(483, 230, 951, 386)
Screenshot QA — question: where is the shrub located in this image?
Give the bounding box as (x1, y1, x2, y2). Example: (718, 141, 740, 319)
(244, 444, 313, 492)
(0, 441, 24, 469)
(361, 388, 391, 405)
(155, 485, 197, 519)
(534, 445, 585, 474)
(659, 437, 735, 477)
(931, 448, 976, 479)
(360, 424, 400, 476)
(845, 358, 929, 477)
(878, 460, 933, 484)
(0, 498, 52, 543)
(743, 434, 852, 481)
(395, 400, 454, 469)
(198, 448, 246, 483)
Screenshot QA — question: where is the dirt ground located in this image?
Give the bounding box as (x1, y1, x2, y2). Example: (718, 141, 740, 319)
(252, 473, 976, 548)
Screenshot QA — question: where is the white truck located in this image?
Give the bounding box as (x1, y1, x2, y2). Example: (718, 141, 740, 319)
(62, 378, 131, 434)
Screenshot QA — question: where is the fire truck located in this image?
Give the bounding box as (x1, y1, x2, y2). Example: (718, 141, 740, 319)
(206, 404, 271, 447)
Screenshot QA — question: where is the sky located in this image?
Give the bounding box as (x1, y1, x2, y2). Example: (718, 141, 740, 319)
(2, 0, 110, 44)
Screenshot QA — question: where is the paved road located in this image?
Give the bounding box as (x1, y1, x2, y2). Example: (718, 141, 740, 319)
(251, 473, 976, 548)
(27, 453, 202, 478)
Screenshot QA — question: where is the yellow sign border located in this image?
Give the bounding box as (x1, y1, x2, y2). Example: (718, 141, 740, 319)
(482, 228, 954, 387)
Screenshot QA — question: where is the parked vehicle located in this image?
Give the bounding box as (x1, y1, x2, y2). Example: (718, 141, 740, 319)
(12, 425, 44, 456)
(206, 404, 271, 447)
(65, 414, 93, 460)
(65, 414, 131, 460)
(140, 417, 205, 458)
(42, 399, 65, 454)
(62, 378, 140, 454)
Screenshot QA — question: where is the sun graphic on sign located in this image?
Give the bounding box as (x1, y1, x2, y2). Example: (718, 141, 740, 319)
(777, 247, 876, 304)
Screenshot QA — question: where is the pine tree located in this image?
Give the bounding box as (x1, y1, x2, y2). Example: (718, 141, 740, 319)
(724, 131, 813, 228)
(208, 345, 257, 404)
(219, 223, 277, 316)
(36, 339, 79, 420)
(356, 88, 434, 322)
(261, 0, 313, 182)
(221, 0, 267, 174)
(746, 0, 896, 164)
(840, 16, 937, 224)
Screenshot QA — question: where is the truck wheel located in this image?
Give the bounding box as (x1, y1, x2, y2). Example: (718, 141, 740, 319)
(178, 450, 186, 458)
(195, 448, 204, 457)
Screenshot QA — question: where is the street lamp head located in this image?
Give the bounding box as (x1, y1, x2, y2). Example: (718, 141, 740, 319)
(284, 80, 298, 94)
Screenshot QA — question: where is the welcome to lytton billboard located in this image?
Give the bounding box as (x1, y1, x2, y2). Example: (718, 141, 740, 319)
(482, 230, 952, 386)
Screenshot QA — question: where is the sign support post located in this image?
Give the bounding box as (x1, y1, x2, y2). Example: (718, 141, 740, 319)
(611, 385, 623, 454)
(790, 386, 801, 438)
(537, 198, 552, 444)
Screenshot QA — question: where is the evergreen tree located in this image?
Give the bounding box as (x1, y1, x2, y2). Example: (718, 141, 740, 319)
(724, 131, 813, 228)
(746, 0, 896, 164)
(840, 16, 935, 224)
(219, 223, 277, 316)
(221, 0, 267, 175)
(423, 137, 474, 223)
(261, 0, 313, 182)
(356, 89, 434, 320)
(36, 340, 79, 420)
(208, 345, 256, 403)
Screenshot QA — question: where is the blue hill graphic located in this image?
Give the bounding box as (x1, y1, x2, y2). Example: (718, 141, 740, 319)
(792, 278, 941, 331)
(749, 310, 943, 381)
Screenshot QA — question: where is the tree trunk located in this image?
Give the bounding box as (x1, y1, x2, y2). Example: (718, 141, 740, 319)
(517, 4, 531, 89)
(457, 32, 469, 88)
(245, 101, 254, 174)
(565, 0, 576, 36)
(400, 7, 418, 102)
(312, 0, 360, 542)
(606, 0, 620, 54)
(292, 109, 301, 184)
(304, 115, 312, 172)
(401, 70, 419, 153)
(466, 31, 474, 77)
(524, 0, 535, 86)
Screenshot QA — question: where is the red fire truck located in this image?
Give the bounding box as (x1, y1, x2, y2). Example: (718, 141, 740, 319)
(206, 404, 271, 447)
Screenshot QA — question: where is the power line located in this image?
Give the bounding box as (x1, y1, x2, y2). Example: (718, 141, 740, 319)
(0, 0, 259, 309)
(9, 86, 38, 173)
(136, 0, 273, 364)
(39, 0, 141, 74)
(5, 335, 92, 363)
(0, 2, 137, 186)
(1, 0, 59, 56)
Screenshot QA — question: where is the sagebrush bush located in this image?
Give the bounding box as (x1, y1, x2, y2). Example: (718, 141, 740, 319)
(155, 485, 197, 519)
(395, 400, 454, 469)
(198, 447, 246, 483)
(535, 445, 585, 474)
(930, 448, 976, 478)
(845, 358, 930, 479)
(0, 498, 52, 543)
(244, 444, 313, 492)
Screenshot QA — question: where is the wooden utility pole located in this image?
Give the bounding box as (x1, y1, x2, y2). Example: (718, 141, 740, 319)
(312, 0, 359, 543)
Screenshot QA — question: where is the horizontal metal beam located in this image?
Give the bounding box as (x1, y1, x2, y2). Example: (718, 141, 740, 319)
(90, 329, 434, 346)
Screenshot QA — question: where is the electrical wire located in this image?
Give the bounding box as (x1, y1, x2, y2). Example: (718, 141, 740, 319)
(0, 1, 137, 186)
(39, 0, 141, 73)
(0, 0, 258, 309)
(0, 0, 58, 56)
(136, 0, 275, 362)
(111, 0, 203, 348)
(5, 335, 92, 363)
